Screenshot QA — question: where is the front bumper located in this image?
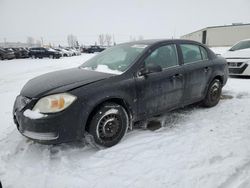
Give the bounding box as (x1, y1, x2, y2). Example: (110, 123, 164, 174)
(13, 95, 86, 144)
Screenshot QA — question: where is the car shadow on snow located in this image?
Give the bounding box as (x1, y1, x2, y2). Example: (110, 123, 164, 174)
(143, 105, 199, 131)
(144, 89, 246, 131)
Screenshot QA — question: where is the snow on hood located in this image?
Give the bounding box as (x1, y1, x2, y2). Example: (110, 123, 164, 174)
(83, 65, 122, 75)
(223, 48, 250, 59)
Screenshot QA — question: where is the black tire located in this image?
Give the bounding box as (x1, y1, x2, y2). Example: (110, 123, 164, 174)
(88, 102, 129, 147)
(202, 79, 222, 107)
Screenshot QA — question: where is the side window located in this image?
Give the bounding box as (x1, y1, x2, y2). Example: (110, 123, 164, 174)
(200, 46, 208, 60)
(145, 44, 178, 69)
(180, 44, 202, 64)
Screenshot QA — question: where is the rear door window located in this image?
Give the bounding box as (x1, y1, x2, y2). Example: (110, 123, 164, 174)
(180, 44, 202, 64)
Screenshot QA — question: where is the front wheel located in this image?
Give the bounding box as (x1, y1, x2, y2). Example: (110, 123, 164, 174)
(88, 102, 129, 147)
(202, 79, 222, 107)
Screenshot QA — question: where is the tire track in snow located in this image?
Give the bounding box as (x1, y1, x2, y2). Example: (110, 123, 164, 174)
(218, 159, 250, 188)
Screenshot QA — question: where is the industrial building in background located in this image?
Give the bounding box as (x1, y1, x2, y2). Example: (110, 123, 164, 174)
(181, 23, 250, 47)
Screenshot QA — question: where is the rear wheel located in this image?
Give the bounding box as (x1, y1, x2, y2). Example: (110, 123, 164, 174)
(88, 102, 129, 147)
(202, 79, 222, 107)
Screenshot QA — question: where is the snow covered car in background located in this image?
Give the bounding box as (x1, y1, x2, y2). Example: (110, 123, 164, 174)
(223, 39, 250, 76)
(29, 47, 61, 59)
(54, 48, 72, 57)
(13, 39, 228, 147)
(70, 48, 81, 56)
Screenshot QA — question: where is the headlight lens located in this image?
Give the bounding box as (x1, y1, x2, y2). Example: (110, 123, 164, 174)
(32, 93, 77, 113)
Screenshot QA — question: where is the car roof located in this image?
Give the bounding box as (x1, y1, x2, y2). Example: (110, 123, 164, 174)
(120, 39, 204, 46)
(239, 39, 250, 42)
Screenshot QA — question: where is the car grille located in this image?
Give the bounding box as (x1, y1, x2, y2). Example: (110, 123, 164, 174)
(15, 95, 31, 111)
(228, 62, 243, 67)
(228, 64, 248, 74)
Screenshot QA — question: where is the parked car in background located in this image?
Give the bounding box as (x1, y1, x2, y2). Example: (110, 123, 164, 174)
(0, 48, 15, 60)
(71, 48, 81, 56)
(29, 47, 61, 59)
(223, 39, 250, 76)
(11, 48, 29, 59)
(65, 48, 81, 56)
(13, 39, 228, 147)
(84, 45, 105, 53)
(54, 48, 71, 57)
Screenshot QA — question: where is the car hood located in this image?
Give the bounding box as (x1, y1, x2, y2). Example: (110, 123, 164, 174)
(223, 48, 250, 59)
(21, 68, 114, 98)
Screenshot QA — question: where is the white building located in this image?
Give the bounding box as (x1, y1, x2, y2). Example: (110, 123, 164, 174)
(181, 23, 250, 47)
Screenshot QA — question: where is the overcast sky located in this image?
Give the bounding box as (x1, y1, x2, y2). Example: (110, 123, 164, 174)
(0, 0, 249, 45)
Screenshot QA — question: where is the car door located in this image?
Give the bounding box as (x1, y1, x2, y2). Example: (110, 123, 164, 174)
(135, 44, 185, 118)
(179, 43, 212, 103)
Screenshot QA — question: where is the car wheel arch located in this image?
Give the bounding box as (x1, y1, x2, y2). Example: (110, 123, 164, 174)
(204, 75, 223, 97)
(85, 97, 133, 132)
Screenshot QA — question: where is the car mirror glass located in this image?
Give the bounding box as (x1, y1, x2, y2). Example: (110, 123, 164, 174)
(138, 63, 162, 76)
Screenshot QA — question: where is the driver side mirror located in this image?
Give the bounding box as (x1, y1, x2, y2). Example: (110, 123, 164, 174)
(138, 63, 162, 76)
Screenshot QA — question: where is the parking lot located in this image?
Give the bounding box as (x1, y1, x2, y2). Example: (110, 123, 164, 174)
(0, 54, 250, 188)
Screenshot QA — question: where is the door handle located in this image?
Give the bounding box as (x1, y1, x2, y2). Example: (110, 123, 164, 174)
(171, 73, 183, 79)
(204, 67, 210, 72)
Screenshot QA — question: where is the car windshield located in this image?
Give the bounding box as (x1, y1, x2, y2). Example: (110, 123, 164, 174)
(229, 40, 250, 51)
(80, 43, 147, 74)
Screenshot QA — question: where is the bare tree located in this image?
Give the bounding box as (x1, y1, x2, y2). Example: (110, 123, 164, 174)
(129, 35, 136, 42)
(27, 37, 35, 47)
(35, 40, 42, 47)
(138, 35, 144, 40)
(98, 34, 105, 46)
(105, 34, 112, 46)
(67, 34, 78, 47)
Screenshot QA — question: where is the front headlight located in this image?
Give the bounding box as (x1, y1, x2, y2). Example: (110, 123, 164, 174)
(32, 93, 77, 113)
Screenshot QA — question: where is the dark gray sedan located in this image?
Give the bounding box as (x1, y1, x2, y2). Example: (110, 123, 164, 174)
(13, 39, 228, 147)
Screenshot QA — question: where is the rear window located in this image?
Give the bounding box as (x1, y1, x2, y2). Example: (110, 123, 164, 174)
(200, 46, 208, 60)
(180, 44, 202, 64)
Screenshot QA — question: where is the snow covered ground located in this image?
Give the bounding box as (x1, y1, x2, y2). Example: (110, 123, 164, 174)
(0, 55, 250, 188)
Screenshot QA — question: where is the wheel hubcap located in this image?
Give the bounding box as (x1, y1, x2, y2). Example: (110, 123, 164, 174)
(98, 114, 121, 141)
(210, 82, 220, 101)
